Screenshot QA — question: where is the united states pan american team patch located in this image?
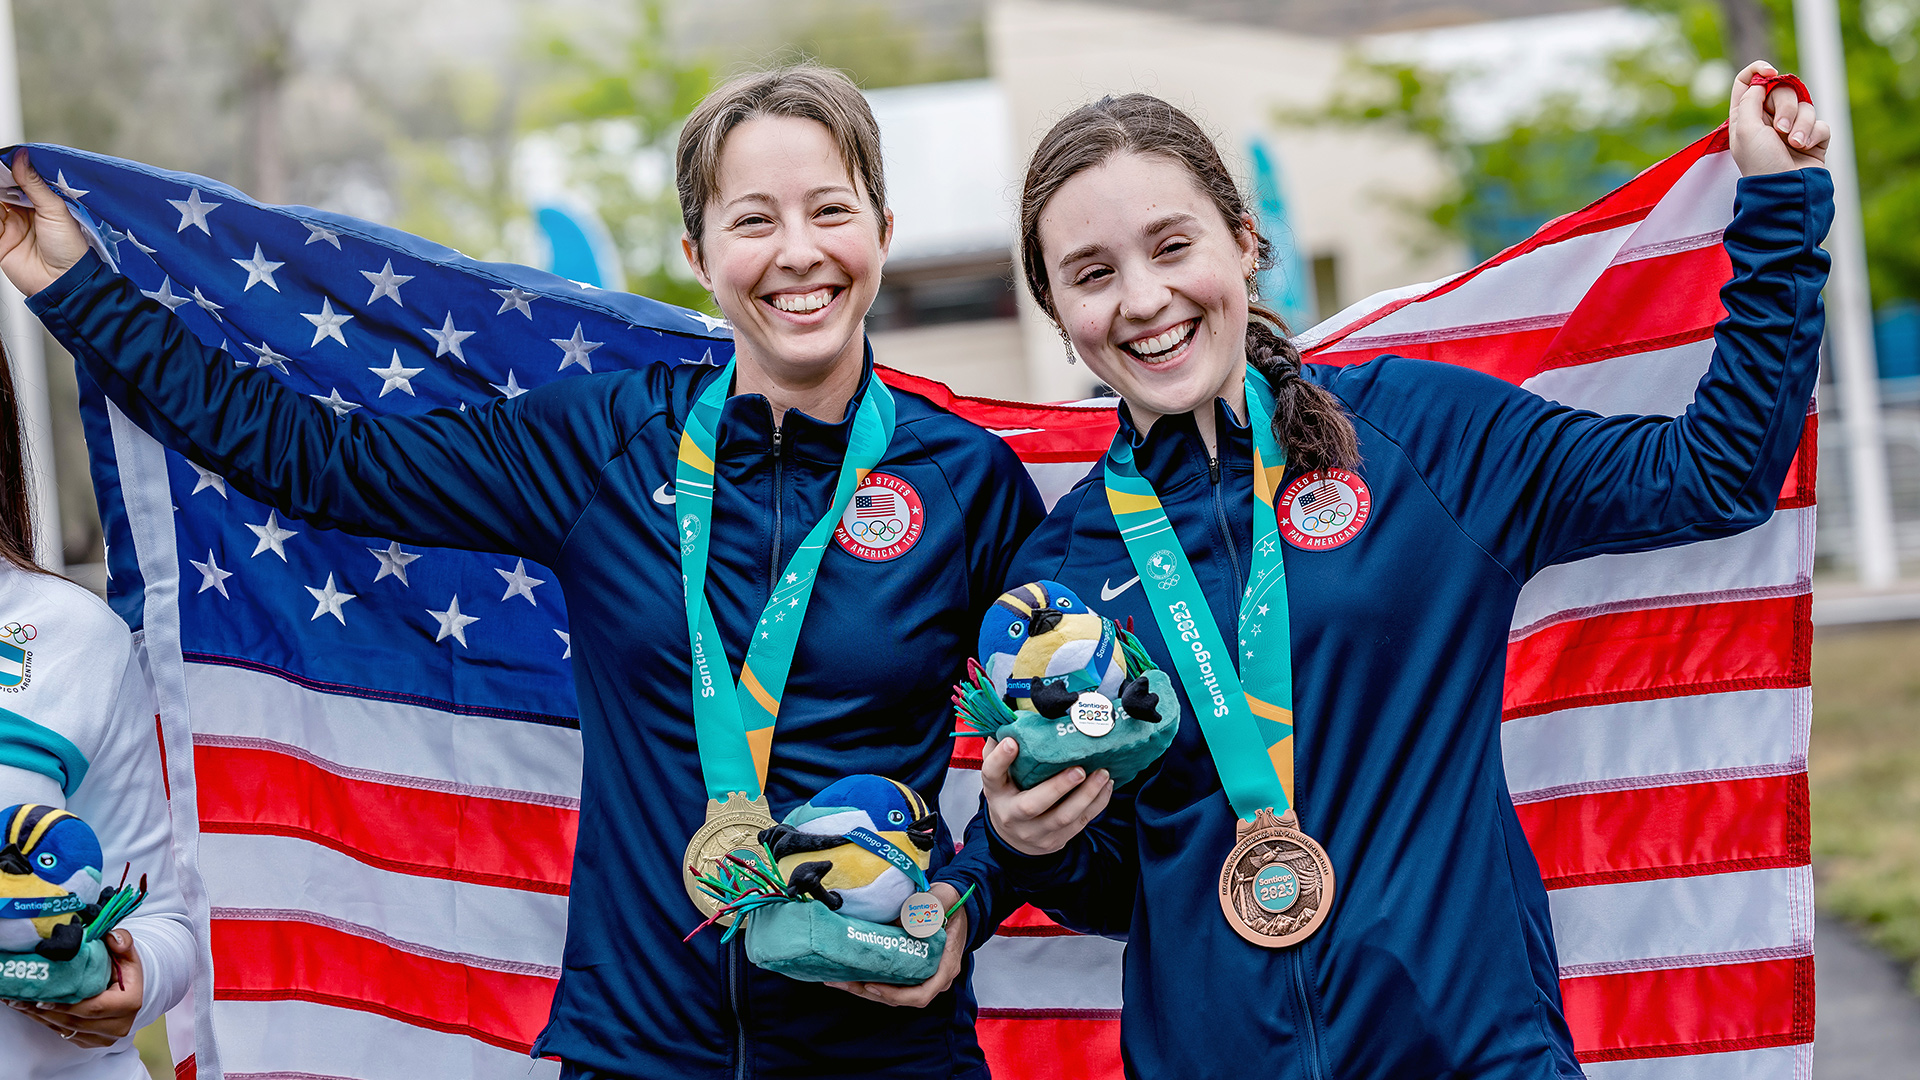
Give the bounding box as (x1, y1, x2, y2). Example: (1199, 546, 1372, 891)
(835, 473, 924, 561)
(1277, 468, 1371, 550)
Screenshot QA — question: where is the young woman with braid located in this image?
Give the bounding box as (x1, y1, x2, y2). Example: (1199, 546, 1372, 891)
(972, 62, 1832, 1078)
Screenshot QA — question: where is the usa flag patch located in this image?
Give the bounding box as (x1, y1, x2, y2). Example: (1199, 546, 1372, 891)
(834, 473, 924, 561)
(1278, 468, 1372, 551)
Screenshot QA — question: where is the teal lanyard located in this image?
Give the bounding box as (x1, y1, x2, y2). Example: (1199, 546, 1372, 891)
(1103, 365, 1297, 822)
(674, 361, 896, 802)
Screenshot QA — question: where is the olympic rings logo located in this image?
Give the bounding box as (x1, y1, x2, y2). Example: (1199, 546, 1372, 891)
(1293, 501, 1356, 535)
(848, 518, 903, 542)
(1, 623, 35, 645)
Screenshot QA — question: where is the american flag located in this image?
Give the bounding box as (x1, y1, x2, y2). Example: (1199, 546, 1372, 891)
(32, 115, 1810, 1080)
(854, 492, 897, 518)
(1294, 484, 1343, 516)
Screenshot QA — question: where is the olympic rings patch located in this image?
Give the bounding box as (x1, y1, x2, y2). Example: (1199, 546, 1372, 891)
(834, 473, 925, 562)
(1277, 468, 1372, 550)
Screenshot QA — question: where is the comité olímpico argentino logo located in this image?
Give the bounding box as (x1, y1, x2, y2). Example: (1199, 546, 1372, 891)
(1277, 469, 1372, 551)
(834, 473, 924, 562)
(0, 621, 35, 692)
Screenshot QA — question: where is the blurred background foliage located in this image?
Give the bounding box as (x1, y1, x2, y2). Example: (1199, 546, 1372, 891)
(1312, 0, 1920, 308)
(12, 0, 985, 312)
(1812, 624, 1920, 993)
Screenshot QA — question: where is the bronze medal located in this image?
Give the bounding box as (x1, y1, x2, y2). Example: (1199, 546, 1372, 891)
(682, 791, 777, 925)
(1218, 807, 1334, 948)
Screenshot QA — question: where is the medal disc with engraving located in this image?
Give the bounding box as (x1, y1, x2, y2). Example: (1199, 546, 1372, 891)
(900, 891, 945, 939)
(683, 792, 777, 924)
(1069, 692, 1116, 737)
(1218, 807, 1334, 948)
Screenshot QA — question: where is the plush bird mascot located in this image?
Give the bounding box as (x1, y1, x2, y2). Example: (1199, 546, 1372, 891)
(955, 581, 1183, 789)
(759, 775, 937, 924)
(978, 580, 1157, 721)
(685, 776, 947, 986)
(0, 804, 103, 961)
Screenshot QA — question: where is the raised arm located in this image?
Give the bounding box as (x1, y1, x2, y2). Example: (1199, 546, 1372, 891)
(1342, 67, 1835, 581)
(3, 153, 640, 562)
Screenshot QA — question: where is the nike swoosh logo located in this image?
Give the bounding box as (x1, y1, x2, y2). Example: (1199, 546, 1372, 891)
(653, 482, 674, 505)
(1100, 576, 1140, 602)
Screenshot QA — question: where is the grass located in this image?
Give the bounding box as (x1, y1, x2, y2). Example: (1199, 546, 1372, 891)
(1811, 622, 1920, 993)
(136, 1020, 170, 1078)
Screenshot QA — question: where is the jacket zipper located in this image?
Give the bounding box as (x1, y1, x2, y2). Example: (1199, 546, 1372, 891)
(769, 425, 785, 586)
(730, 936, 749, 1079)
(1208, 451, 1245, 598)
(732, 420, 782, 1080)
(1290, 948, 1328, 1080)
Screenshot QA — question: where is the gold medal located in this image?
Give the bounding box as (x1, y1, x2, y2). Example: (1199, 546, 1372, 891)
(1219, 807, 1334, 948)
(683, 791, 777, 924)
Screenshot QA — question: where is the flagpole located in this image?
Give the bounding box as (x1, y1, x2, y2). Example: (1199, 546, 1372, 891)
(1794, 0, 1900, 586)
(0, 0, 62, 571)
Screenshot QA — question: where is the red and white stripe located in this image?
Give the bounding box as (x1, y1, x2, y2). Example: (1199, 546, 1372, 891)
(127, 121, 1808, 1080)
(930, 123, 1813, 1079)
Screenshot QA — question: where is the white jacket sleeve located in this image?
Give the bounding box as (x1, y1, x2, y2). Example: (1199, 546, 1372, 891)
(68, 646, 194, 1031)
(0, 568, 194, 1074)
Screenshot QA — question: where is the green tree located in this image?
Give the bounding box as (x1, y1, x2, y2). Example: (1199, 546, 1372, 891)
(519, 0, 717, 310)
(370, 0, 716, 310)
(770, 1, 986, 90)
(1313, 0, 1920, 308)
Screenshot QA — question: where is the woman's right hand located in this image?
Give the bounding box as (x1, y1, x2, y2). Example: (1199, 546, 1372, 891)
(0, 150, 91, 298)
(979, 737, 1114, 857)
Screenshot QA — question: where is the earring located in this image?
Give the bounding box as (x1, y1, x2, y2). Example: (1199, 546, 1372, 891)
(1246, 271, 1261, 303)
(1059, 328, 1078, 365)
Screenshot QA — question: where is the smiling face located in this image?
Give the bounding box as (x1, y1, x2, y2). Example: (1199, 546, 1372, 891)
(683, 114, 890, 398)
(1038, 151, 1258, 431)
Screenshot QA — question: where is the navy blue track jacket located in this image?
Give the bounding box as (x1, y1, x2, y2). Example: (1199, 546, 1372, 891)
(32, 253, 1046, 1079)
(976, 170, 1832, 1079)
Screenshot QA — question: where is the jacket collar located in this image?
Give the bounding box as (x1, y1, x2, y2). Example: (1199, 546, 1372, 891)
(1115, 394, 1255, 494)
(701, 345, 878, 467)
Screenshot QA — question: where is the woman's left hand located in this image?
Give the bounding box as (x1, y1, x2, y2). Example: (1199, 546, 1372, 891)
(4, 930, 145, 1048)
(825, 881, 969, 1007)
(1730, 61, 1832, 177)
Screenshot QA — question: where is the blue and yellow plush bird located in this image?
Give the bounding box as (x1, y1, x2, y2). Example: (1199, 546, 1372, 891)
(0, 804, 105, 962)
(979, 581, 1154, 721)
(758, 776, 937, 925)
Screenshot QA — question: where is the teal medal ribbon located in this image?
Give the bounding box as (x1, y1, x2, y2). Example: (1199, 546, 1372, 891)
(1103, 364, 1336, 947)
(676, 361, 895, 922)
(675, 360, 895, 802)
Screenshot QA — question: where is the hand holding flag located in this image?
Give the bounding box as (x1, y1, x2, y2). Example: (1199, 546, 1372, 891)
(0, 149, 91, 297)
(1730, 62, 1830, 175)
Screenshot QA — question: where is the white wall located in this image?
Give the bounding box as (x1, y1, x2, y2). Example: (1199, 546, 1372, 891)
(870, 319, 1028, 399)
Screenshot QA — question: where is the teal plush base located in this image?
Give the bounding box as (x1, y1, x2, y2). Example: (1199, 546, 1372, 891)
(744, 901, 944, 985)
(1004, 668, 1182, 789)
(0, 940, 110, 1003)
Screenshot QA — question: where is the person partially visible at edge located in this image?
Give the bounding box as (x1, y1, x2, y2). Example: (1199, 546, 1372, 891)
(0, 65, 1044, 1079)
(0, 337, 195, 1076)
(968, 62, 1830, 1079)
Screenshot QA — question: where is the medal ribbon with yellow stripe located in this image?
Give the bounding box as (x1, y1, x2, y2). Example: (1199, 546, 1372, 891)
(675, 360, 896, 802)
(1103, 364, 1296, 822)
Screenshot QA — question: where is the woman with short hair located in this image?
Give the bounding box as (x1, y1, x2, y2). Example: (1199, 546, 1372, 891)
(1, 65, 1040, 1079)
